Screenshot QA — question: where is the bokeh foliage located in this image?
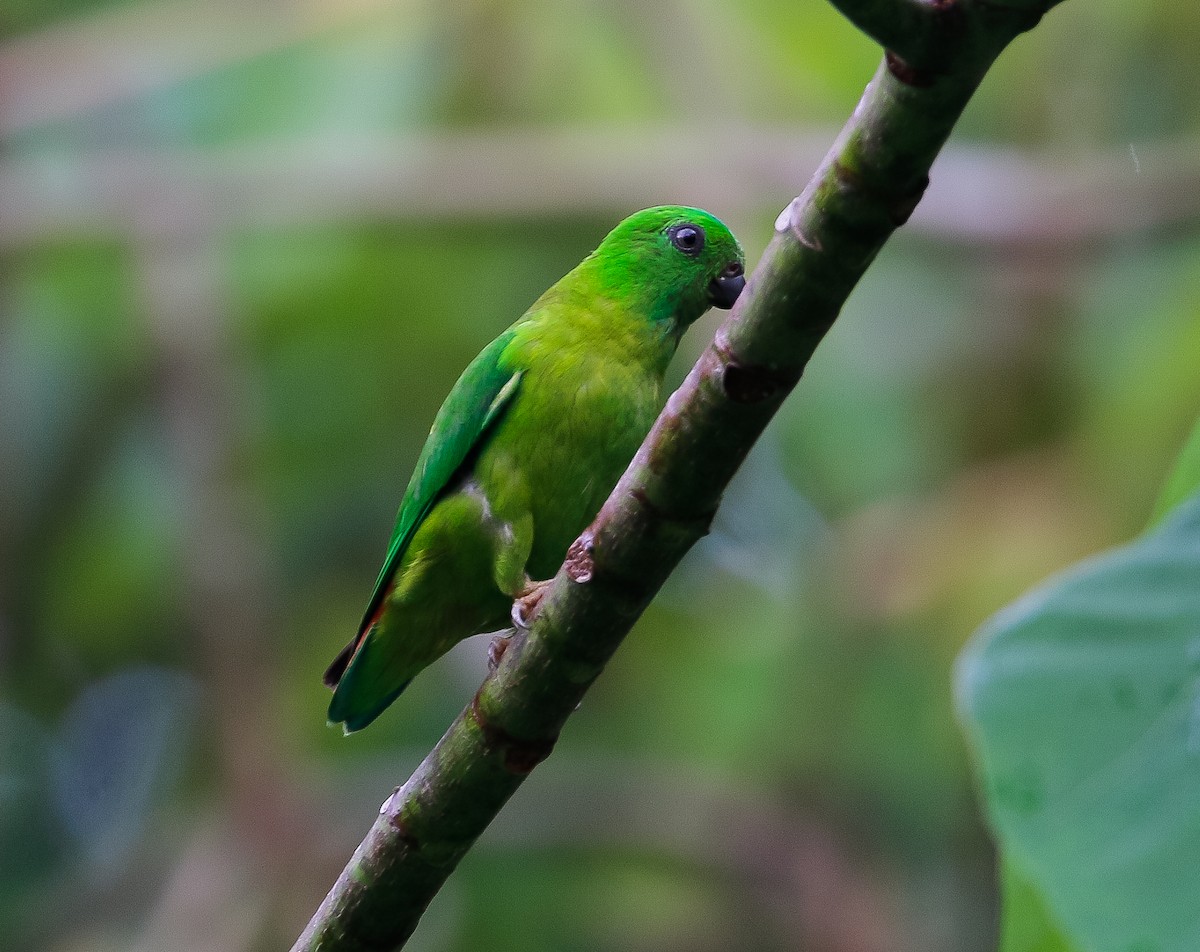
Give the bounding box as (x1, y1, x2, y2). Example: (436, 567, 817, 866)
(959, 423, 1200, 952)
(2, 1, 1199, 950)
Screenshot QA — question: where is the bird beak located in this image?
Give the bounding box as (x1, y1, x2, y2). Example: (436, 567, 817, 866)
(708, 263, 746, 310)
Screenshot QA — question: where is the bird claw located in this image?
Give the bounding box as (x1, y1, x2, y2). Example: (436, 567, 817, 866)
(511, 579, 551, 630)
(488, 633, 512, 672)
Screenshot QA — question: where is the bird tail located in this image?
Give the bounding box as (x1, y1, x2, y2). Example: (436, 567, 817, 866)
(326, 627, 413, 733)
(322, 636, 358, 689)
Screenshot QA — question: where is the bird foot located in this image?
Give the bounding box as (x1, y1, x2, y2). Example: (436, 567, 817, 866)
(488, 632, 512, 672)
(511, 578, 552, 630)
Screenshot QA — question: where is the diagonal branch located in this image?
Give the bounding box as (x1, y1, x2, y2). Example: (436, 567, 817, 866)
(291, 0, 1069, 949)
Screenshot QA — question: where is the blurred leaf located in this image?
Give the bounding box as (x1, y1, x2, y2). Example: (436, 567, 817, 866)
(35, 418, 183, 671)
(674, 436, 828, 604)
(1151, 415, 1200, 526)
(958, 494, 1200, 952)
(1072, 236, 1200, 527)
(130, 20, 446, 146)
(0, 703, 68, 935)
(0, 311, 96, 520)
(998, 859, 1079, 952)
(727, 0, 879, 120)
(451, 848, 742, 952)
(0, 0, 122, 41)
(48, 666, 198, 875)
(0, 240, 141, 521)
(775, 240, 1034, 511)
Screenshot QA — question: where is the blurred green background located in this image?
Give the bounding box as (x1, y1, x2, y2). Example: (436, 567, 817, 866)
(2, 1, 1199, 950)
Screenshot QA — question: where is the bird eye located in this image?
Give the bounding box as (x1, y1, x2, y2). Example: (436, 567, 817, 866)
(668, 224, 705, 256)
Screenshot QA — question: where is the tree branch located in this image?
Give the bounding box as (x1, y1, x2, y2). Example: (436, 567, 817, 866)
(825, 0, 954, 71)
(291, 1, 1068, 948)
(827, 0, 1064, 76)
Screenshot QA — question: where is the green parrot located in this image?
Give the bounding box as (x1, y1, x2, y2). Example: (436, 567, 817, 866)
(324, 205, 745, 732)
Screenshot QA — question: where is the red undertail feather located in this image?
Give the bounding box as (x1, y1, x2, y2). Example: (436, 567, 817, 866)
(323, 595, 389, 689)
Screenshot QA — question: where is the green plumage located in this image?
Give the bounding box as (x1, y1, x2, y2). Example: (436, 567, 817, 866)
(326, 206, 745, 732)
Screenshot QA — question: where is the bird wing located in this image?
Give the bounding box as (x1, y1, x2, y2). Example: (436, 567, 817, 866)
(358, 329, 522, 637)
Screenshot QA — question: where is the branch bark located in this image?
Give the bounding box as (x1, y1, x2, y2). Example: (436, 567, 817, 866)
(292, 1, 1067, 948)
(825, 0, 954, 71)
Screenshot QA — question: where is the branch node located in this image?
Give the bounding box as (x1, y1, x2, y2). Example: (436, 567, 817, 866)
(385, 808, 421, 850)
(929, 0, 970, 39)
(778, 200, 825, 252)
(885, 50, 937, 88)
(626, 487, 717, 540)
(723, 364, 783, 404)
(380, 786, 401, 814)
(975, 0, 1045, 33)
(833, 157, 928, 227)
(793, 224, 824, 252)
(889, 175, 930, 226)
(564, 532, 595, 584)
(469, 689, 557, 774)
(832, 156, 863, 191)
(828, 0, 970, 73)
(629, 486, 665, 519)
(713, 333, 791, 405)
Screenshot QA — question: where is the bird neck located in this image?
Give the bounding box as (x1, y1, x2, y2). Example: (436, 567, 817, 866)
(536, 264, 681, 378)
(582, 248, 707, 329)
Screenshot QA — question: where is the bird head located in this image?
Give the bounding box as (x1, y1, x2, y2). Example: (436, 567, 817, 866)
(591, 205, 746, 329)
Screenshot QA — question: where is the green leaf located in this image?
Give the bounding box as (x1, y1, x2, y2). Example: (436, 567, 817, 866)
(1151, 417, 1200, 526)
(957, 493, 1200, 952)
(998, 859, 1079, 952)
